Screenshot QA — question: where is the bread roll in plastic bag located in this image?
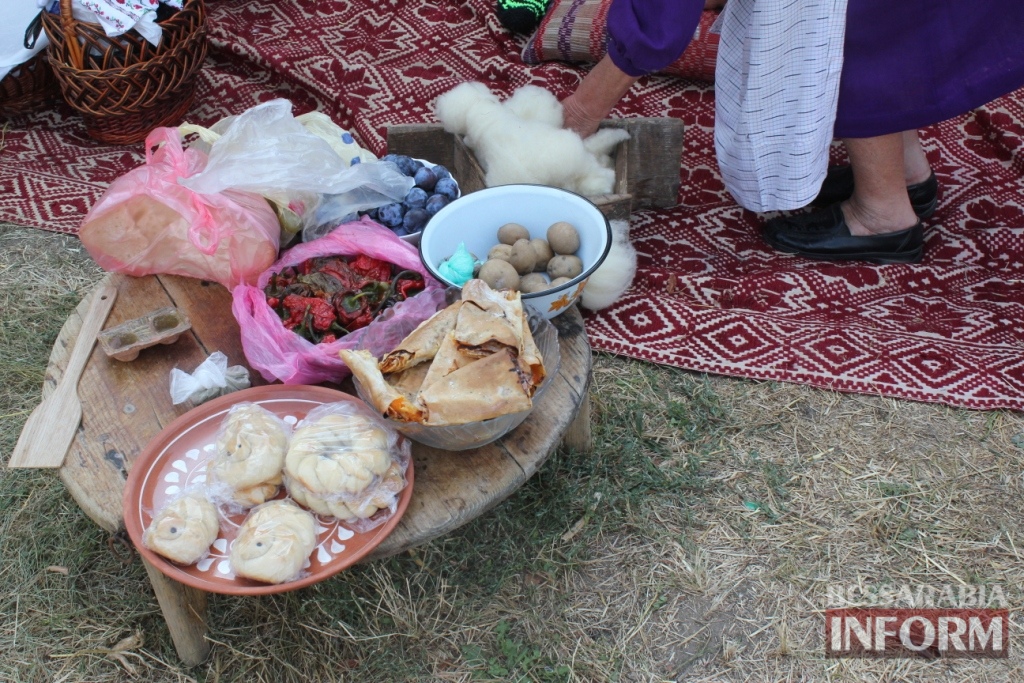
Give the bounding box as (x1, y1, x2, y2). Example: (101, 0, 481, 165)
(79, 127, 280, 289)
(283, 399, 410, 532)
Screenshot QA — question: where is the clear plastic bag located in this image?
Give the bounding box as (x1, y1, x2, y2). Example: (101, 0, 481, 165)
(79, 127, 281, 289)
(169, 351, 251, 405)
(231, 217, 447, 385)
(178, 99, 413, 239)
(204, 402, 293, 510)
(230, 499, 318, 584)
(142, 487, 221, 566)
(283, 399, 410, 532)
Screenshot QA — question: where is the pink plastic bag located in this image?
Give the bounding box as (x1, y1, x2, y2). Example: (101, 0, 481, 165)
(231, 218, 447, 385)
(79, 128, 281, 289)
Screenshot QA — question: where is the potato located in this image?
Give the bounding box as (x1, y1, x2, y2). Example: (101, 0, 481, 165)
(497, 222, 531, 246)
(547, 221, 580, 255)
(478, 259, 521, 291)
(547, 255, 583, 280)
(530, 238, 554, 272)
(549, 276, 572, 289)
(519, 273, 549, 294)
(488, 243, 513, 262)
(509, 239, 537, 275)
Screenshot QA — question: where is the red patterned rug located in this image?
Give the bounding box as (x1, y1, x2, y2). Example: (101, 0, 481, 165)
(2, 0, 1023, 410)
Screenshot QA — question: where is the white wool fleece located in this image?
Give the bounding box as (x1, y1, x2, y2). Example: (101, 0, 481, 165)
(581, 219, 637, 311)
(433, 82, 629, 196)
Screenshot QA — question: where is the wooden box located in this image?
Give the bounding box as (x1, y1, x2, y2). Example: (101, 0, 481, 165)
(385, 118, 684, 222)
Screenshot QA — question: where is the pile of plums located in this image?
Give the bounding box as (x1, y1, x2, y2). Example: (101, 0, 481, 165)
(364, 155, 460, 237)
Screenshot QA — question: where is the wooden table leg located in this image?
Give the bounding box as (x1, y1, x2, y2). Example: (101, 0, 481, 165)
(561, 391, 592, 452)
(141, 557, 212, 667)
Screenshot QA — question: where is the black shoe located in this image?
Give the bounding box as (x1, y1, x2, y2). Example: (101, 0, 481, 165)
(762, 203, 924, 264)
(811, 166, 940, 220)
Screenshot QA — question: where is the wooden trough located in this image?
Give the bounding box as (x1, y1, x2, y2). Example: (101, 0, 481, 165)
(385, 118, 685, 222)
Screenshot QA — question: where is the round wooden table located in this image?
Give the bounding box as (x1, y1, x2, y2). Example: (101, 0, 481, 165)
(39, 273, 592, 666)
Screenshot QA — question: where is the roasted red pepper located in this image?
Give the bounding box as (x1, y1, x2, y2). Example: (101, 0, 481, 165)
(265, 255, 426, 344)
(348, 255, 392, 283)
(396, 275, 423, 299)
(281, 294, 335, 332)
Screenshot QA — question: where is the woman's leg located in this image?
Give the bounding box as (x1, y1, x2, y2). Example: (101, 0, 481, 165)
(841, 133, 919, 236)
(761, 131, 926, 263)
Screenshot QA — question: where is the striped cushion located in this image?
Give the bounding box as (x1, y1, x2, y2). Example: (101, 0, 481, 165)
(521, 2, 720, 82)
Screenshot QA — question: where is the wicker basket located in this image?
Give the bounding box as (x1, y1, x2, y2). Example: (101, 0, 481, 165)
(42, 0, 208, 144)
(0, 51, 61, 117)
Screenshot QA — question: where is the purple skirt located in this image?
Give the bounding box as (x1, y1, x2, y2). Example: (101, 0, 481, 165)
(607, 0, 1024, 137)
(835, 1, 1024, 137)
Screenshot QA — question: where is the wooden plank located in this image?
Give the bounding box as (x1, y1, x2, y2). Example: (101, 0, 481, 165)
(611, 131, 630, 196)
(590, 194, 633, 223)
(452, 134, 488, 196)
(602, 118, 684, 209)
(158, 275, 263, 378)
(8, 281, 117, 468)
(561, 393, 592, 452)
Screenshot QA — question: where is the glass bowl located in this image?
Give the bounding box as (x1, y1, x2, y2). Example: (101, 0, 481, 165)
(352, 301, 561, 451)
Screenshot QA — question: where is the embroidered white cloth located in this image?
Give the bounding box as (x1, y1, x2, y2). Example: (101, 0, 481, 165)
(713, 0, 848, 212)
(42, 0, 184, 47)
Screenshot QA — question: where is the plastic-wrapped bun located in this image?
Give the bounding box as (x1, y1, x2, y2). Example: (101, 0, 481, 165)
(143, 492, 220, 565)
(287, 461, 406, 520)
(284, 399, 410, 527)
(286, 413, 391, 494)
(207, 402, 290, 507)
(230, 500, 317, 584)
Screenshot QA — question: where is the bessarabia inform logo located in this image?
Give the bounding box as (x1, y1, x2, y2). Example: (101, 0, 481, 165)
(824, 584, 1010, 658)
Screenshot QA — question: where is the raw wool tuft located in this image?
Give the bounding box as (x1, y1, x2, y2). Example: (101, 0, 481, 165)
(433, 82, 629, 197)
(581, 219, 636, 311)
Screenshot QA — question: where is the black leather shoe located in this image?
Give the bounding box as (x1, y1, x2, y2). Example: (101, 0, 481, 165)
(811, 166, 940, 220)
(762, 204, 924, 264)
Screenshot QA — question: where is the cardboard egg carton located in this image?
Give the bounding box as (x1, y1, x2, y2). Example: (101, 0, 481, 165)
(98, 306, 192, 361)
(384, 117, 684, 222)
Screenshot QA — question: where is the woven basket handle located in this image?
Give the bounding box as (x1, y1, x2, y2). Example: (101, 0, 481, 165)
(59, 0, 85, 70)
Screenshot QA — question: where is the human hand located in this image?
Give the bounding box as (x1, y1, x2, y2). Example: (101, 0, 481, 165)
(561, 93, 604, 138)
(560, 54, 639, 139)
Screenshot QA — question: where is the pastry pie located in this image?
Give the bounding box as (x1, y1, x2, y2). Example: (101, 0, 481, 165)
(285, 413, 392, 496)
(340, 279, 546, 426)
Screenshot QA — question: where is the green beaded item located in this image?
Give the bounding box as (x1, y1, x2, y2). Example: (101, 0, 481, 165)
(496, 0, 552, 34)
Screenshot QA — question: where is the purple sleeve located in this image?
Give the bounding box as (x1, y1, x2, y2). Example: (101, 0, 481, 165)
(607, 0, 705, 77)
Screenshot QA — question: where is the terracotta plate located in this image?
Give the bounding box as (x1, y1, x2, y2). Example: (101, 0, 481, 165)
(122, 385, 414, 596)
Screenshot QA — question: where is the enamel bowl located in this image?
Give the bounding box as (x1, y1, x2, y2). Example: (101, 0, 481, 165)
(417, 184, 612, 319)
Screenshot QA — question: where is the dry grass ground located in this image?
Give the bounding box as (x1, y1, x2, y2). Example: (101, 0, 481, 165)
(2, 224, 1022, 682)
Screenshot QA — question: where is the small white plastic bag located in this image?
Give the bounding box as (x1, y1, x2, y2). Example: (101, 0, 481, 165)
(169, 351, 251, 405)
